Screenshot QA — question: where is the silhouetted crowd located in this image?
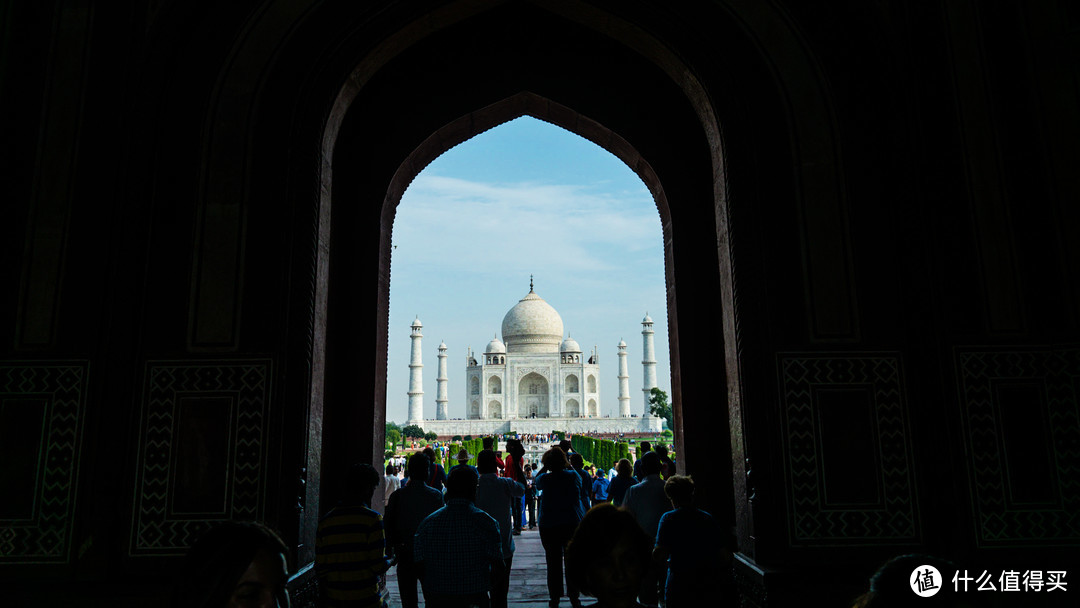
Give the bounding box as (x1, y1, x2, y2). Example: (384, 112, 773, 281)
(173, 437, 974, 608)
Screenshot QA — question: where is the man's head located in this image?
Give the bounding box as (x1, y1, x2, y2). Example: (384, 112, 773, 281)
(640, 441, 651, 453)
(422, 447, 437, 464)
(445, 464, 479, 501)
(482, 436, 495, 450)
(558, 439, 572, 453)
(542, 447, 570, 471)
(654, 444, 668, 457)
(455, 448, 472, 463)
(344, 463, 380, 505)
(477, 449, 497, 474)
(640, 451, 661, 476)
(569, 452, 584, 471)
(508, 438, 525, 457)
(407, 451, 429, 480)
(663, 475, 694, 508)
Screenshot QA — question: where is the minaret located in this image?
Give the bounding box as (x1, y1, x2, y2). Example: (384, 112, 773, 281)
(407, 316, 424, 423)
(436, 341, 448, 420)
(641, 313, 657, 417)
(617, 339, 631, 417)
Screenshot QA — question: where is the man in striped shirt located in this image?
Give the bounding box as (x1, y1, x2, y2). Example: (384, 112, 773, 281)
(315, 463, 391, 607)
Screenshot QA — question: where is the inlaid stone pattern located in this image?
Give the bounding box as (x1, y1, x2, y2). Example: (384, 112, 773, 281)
(956, 347, 1080, 546)
(778, 354, 919, 545)
(130, 360, 271, 555)
(0, 362, 89, 564)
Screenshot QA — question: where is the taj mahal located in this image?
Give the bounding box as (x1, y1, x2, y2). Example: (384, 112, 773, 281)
(406, 280, 664, 436)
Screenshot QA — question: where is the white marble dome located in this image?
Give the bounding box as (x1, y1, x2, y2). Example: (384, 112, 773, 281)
(560, 336, 582, 353)
(501, 290, 564, 353)
(485, 336, 506, 354)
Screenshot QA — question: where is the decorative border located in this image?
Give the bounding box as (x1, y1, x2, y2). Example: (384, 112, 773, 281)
(0, 361, 89, 564)
(778, 354, 919, 545)
(130, 360, 271, 555)
(956, 347, 1080, 546)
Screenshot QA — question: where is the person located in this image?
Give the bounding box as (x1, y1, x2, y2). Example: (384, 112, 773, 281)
(654, 445, 675, 478)
(482, 436, 505, 474)
(173, 521, 290, 608)
(608, 459, 635, 507)
(621, 452, 669, 607)
(379, 464, 400, 514)
(569, 453, 592, 514)
(449, 447, 477, 474)
(315, 463, 390, 607)
(566, 504, 653, 608)
(503, 438, 527, 535)
(632, 442, 651, 481)
(385, 453, 444, 608)
(533, 447, 586, 608)
(475, 449, 526, 608)
(413, 465, 504, 607)
(653, 476, 731, 607)
(592, 469, 611, 506)
(524, 464, 537, 529)
(852, 554, 963, 608)
(422, 447, 447, 492)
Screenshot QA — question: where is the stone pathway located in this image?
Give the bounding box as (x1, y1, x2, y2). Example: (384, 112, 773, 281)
(386, 526, 594, 607)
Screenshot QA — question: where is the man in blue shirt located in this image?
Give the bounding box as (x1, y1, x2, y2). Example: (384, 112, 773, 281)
(654, 475, 732, 607)
(414, 464, 503, 607)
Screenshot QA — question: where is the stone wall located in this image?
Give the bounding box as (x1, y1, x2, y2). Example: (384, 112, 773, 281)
(415, 416, 662, 437)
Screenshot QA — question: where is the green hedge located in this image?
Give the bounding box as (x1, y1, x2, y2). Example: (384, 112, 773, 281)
(568, 435, 630, 471)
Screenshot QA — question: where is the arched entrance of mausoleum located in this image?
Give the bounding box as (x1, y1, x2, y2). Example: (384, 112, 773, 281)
(310, 5, 735, 551)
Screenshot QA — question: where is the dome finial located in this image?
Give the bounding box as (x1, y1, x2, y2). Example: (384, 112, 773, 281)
(529, 274, 534, 293)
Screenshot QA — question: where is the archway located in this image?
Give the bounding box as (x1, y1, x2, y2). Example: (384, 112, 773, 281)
(519, 372, 549, 418)
(566, 398, 580, 418)
(565, 374, 579, 394)
(298, 0, 843, 568)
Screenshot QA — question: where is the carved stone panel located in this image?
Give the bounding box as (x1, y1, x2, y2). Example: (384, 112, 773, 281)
(130, 360, 271, 555)
(778, 354, 919, 545)
(956, 347, 1080, 546)
(0, 362, 89, 564)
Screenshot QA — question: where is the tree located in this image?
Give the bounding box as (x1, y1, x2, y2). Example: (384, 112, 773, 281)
(424, 431, 438, 441)
(648, 387, 673, 431)
(401, 424, 425, 439)
(386, 428, 402, 446)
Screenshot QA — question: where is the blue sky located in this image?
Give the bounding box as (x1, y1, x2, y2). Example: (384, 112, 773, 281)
(386, 116, 670, 425)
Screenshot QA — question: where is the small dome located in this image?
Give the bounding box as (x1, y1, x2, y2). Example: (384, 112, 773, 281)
(618, 339, 627, 348)
(438, 341, 447, 350)
(560, 336, 582, 353)
(642, 312, 653, 324)
(411, 316, 423, 328)
(501, 289, 564, 353)
(485, 336, 506, 354)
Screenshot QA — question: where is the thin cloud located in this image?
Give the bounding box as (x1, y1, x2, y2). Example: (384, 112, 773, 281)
(392, 175, 660, 275)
